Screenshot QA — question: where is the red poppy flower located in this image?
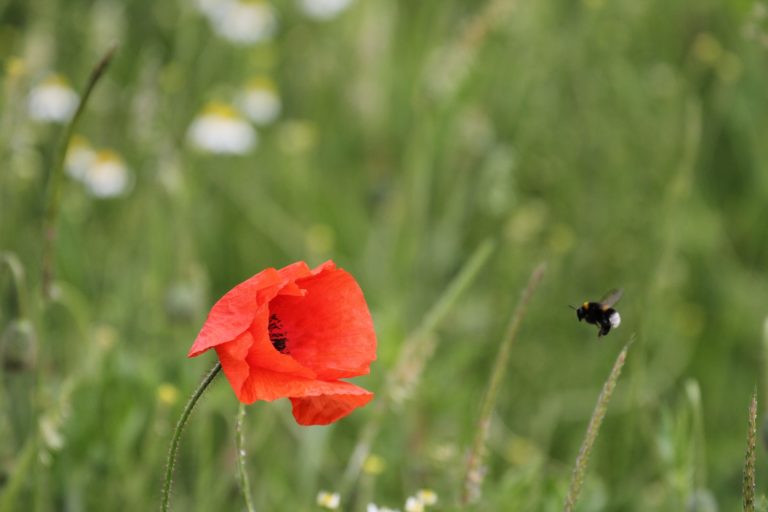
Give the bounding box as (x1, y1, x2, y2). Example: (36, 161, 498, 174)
(188, 261, 377, 425)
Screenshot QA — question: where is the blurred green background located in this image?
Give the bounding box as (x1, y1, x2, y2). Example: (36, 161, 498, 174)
(2, 0, 768, 510)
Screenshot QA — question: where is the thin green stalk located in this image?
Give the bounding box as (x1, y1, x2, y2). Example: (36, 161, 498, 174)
(410, 238, 497, 340)
(236, 403, 256, 512)
(743, 389, 757, 512)
(761, 316, 768, 415)
(684, 379, 707, 489)
(461, 262, 546, 506)
(161, 362, 222, 512)
(41, 44, 117, 299)
(203, 173, 306, 259)
(340, 239, 495, 494)
(0, 434, 37, 512)
(563, 339, 633, 512)
(0, 251, 29, 319)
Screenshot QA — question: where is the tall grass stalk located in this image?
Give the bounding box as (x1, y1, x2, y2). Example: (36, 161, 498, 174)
(0, 252, 37, 509)
(426, 0, 517, 102)
(0, 252, 29, 319)
(0, 435, 37, 512)
(684, 379, 707, 490)
(41, 44, 117, 299)
(761, 317, 768, 411)
(161, 362, 222, 512)
(236, 403, 256, 512)
(563, 339, 632, 512)
(460, 262, 546, 506)
(340, 239, 495, 494)
(743, 389, 757, 512)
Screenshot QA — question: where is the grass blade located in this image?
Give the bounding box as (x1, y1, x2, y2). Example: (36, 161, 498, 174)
(461, 262, 546, 506)
(340, 239, 495, 494)
(0, 435, 37, 512)
(41, 44, 117, 299)
(0, 252, 29, 319)
(743, 389, 757, 512)
(563, 339, 632, 512)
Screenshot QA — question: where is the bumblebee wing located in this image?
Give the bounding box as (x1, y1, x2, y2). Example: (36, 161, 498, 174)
(599, 288, 623, 309)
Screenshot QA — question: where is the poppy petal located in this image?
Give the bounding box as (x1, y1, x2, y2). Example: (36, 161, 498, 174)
(215, 313, 317, 402)
(214, 330, 256, 399)
(269, 265, 376, 380)
(277, 260, 313, 281)
(244, 312, 316, 378)
(189, 260, 376, 426)
(309, 260, 337, 275)
(188, 268, 287, 357)
(231, 363, 371, 412)
(289, 382, 374, 425)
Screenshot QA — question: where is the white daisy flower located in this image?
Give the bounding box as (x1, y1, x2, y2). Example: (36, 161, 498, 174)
(238, 77, 281, 125)
(367, 505, 401, 512)
(210, 0, 277, 45)
(82, 149, 131, 198)
(298, 0, 353, 20)
(187, 102, 257, 154)
(316, 490, 341, 510)
(415, 489, 437, 506)
(65, 135, 96, 181)
(28, 75, 79, 123)
(404, 497, 424, 512)
(194, 0, 232, 18)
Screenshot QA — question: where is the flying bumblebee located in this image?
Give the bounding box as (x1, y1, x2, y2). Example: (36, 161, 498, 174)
(572, 289, 623, 337)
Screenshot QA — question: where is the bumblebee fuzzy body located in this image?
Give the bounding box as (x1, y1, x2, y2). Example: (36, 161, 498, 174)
(574, 289, 623, 337)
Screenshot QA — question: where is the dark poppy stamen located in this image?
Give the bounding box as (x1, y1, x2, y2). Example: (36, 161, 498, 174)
(268, 314, 289, 353)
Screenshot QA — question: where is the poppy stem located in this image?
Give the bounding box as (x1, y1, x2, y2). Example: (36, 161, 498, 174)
(236, 402, 256, 512)
(161, 361, 222, 512)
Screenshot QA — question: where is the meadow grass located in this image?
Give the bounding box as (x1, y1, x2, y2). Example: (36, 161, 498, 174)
(462, 262, 546, 506)
(2, 0, 768, 510)
(563, 340, 631, 512)
(743, 390, 757, 512)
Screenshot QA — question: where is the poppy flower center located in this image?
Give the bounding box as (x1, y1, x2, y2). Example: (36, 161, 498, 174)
(268, 313, 289, 353)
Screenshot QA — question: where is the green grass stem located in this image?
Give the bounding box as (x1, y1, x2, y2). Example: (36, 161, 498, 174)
(743, 389, 757, 512)
(563, 339, 632, 512)
(0, 252, 28, 319)
(0, 435, 37, 512)
(461, 261, 546, 506)
(340, 239, 495, 494)
(41, 44, 117, 299)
